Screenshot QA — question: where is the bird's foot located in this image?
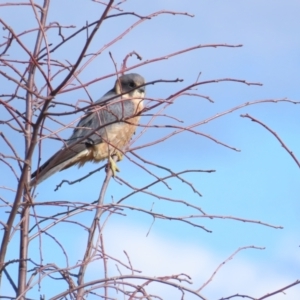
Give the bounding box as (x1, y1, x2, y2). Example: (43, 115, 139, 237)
(115, 151, 123, 161)
(109, 155, 120, 177)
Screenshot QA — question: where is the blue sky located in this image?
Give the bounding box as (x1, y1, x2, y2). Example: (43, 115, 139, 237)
(1, 0, 300, 299)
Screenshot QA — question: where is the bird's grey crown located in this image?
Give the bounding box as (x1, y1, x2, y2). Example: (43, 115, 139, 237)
(92, 73, 145, 106)
(117, 73, 145, 94)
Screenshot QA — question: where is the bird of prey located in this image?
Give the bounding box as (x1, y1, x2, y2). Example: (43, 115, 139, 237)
(31, 73, 145, 186)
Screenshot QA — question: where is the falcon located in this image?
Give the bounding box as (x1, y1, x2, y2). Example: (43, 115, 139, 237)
(31, 73, 145, 186)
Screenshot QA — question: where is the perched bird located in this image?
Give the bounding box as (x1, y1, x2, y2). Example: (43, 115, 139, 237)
(31, 73, 145, 186)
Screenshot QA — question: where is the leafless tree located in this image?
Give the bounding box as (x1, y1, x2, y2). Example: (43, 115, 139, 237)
(0, 1, 299, 299)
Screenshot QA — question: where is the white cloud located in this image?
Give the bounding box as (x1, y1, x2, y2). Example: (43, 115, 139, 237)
(80, 221, 300, 299)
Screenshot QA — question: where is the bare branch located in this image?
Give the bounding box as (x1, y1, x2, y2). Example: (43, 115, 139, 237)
(197, 246, 265, 292)
(241, 113, 300, 168)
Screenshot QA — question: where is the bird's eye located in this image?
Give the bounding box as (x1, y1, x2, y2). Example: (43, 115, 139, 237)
(129, 81, 136, 88)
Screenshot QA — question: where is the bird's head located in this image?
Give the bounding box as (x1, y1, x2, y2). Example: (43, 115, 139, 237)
(115, 73, 145, 98)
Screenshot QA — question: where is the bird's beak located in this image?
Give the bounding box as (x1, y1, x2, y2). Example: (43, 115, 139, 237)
(138, 87, 145, 94)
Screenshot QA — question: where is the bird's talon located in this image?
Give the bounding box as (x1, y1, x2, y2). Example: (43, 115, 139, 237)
(116, 151, 123, 161)
(109, 156, 120, 177)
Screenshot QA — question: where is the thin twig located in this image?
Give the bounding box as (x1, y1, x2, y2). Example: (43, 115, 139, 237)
(197, 246, 265, 292)
(241, 113, 300, 168)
